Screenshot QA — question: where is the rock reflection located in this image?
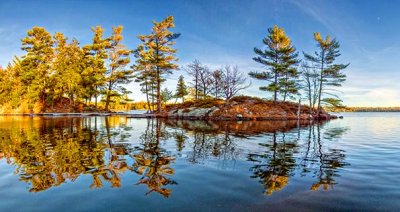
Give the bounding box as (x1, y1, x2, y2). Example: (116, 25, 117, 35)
(165, 119, 349, 195)
(164, 119, 312, 137)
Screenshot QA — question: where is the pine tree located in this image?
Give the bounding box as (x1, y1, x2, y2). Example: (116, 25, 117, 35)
(133, 44, 157, 112)
(249, 25, 299, 102)
(52, 33, 85, 106)
(82, 26, 109, 108)
(175, 75, 188, 102)
(104, 26, 133, 111)
(0, 59, 25, 108)
(303, 32, 348, 117)
(138, 16, 180, 112)
(20, 27, 54, 109)
(279, 45, 300, 102)
(161, 88, 174, 105)
(0, 65, 12, 105)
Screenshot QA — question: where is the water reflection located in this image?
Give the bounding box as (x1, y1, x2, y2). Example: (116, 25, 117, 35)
(0, 116, 349, 197)
(132, 119, 176, 197)
(248, 132, 298, 195)
(247, 122, 349, 195)
(305, 124, 350, 191)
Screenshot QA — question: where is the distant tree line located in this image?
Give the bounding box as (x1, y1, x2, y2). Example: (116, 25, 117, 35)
(329, 107, 400, 112)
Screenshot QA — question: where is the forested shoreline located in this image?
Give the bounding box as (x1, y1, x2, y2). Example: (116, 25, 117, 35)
(0, 16, 348, 117)
(330, 107, 400, 112)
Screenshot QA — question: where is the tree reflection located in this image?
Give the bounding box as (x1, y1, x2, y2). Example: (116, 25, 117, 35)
(248, 132, 298, 195)
(305, 123, 350, 191)
(131, 119, 176, 197)
(0, 117, 133, 192)
(0, 116, 350, 197)
(0, 116, 178, 197)
(247, 121, 349, 195)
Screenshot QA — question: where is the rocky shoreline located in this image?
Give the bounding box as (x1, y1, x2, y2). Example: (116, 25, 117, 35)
(160, 96, 339, 121)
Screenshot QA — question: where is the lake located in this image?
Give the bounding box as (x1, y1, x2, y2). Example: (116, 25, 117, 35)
(0, 113, 399, 211)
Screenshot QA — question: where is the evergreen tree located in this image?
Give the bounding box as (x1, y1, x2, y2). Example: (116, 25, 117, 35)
(249, 25, 299, 102)
(0, 59, 24, 108)
(82, 26, 109, 108)
(52, 33, 85, 106)
(104, 26, 133, 111)
(0, 66, 12, 105)
(161, 88, 174, 104)
(280, 46, 300, 101)
(175, 75, 188, 102)
(20, 27, 54, 109)
(133, 44, 157, 112)
(138, 16, 180, 112)
(303, 32, 348, 117)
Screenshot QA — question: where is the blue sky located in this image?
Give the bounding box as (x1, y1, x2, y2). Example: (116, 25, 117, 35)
(0, 0, 399, 107)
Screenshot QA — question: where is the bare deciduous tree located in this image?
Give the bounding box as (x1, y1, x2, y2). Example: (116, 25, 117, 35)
(198, 66, 212, 98)
(210, 69, 223, 99)
(301, 62, 319, 114)
(221, 65, 250, 100)
(186, 59, 203, 100)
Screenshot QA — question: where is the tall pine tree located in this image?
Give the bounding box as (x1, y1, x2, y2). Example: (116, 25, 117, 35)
(82, 26, 109, 108)
(303, 32, 348, 117)
(138, 16, 180, 112)
(133, 44, 157, 112)
(52, 33, 85, 106)
(104, 26, 133, 111)
(175, 75, 188, 102)
(249, 25, 299, 102)
(20, 27, 54, 109)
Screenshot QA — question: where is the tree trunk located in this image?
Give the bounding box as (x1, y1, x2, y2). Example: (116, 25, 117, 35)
(94, 85, 98, 111)
(283, 73, 288, 102)
(151, 83, 155, 112)
(105, 82, 112, 111)
(156, 71, 161, 113)
(308, 87, 312, 115)
(273, 52, 278, 103)
(195, 72, 198, 100)
(316, 51, 325, 118)
(297, 98, 301, 119)
(145, 81, 151, 113)
(95, 95, 98, 110)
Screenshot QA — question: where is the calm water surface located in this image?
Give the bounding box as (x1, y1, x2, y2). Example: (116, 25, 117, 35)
(0, 113, 399, 211)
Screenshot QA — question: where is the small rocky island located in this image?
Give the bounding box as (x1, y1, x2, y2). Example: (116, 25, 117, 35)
(159, 96, 337, 121)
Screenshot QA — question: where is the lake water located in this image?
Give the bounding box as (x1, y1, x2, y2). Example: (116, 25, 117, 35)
(0, 113, 399, 211)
